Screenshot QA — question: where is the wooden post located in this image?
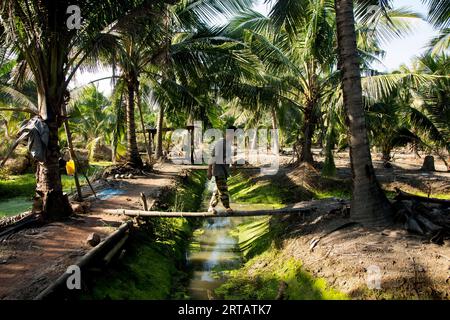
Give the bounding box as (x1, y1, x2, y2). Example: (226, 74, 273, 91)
(156, 107, 164, 159)
(186, 125, 195, 164)
(147, 128, 157, 162)
(147, 129, 153, 160)
(140, 192, 148, 211)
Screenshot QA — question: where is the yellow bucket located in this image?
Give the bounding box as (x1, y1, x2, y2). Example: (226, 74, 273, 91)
(66, 160, 75, 175)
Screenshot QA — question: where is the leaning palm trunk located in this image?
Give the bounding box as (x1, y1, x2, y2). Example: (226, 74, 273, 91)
(126, 80, 143, 168)
(271, 106, 277, 130)
(136, 83, 152, 164)
(335, 0, 392, 225)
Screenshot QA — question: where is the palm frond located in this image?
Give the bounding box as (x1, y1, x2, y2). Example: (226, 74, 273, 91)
(422, 0, 450, 28)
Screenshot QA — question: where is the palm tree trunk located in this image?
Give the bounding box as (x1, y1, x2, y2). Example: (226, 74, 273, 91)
(136, 82, 152, 164)
(156, 105, 164, 159)
(335, 0, 392, 225)
(35, 98, 72, 220)
(126, 80, 143, 168)
(382, 145, 392, 165)
(271, 106, 277, 130)
(271, 106, 280, 153)
(300, 103, 315, 163)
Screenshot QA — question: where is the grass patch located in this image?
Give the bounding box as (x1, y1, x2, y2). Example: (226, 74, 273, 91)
(169, 170, 207, 212)
(90, 161, 113, 167)
(228, 173, 294, 205)
(215, 249, 347, 300)
(230, 216, 281, 260)
(82, 220, 191, 300)
(383, 189, 450, 200)
(406, 191, 450, 200)
(313, 189, 351, 200)
(0, 173, 91, 216)
(0, 162, 110, 200)
(219, 171, 347, 300)
(0, 196, 32, 217)
(0, 174, 36, 200)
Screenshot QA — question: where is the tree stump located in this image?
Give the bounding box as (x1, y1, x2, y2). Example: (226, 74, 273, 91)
(421, 155, 435, 172)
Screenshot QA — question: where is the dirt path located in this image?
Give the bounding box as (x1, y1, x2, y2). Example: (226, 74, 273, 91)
(0, 163, 183, 300)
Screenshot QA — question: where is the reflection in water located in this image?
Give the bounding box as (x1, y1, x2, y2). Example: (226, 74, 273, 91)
(187, 216, 243, 299)
(187, 179, 277, 300)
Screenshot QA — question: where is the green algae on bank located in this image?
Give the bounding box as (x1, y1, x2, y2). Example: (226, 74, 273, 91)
(228, 172, 295, 205)
(217, 171, 348, 300)
(215, 248, 348, 300)
(82, 222, 191, 299)
(217, 215, 348, 300)
(80, 169, 207, 300)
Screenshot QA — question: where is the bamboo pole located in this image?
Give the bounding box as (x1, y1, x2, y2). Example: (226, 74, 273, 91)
(62, 105, 83, 201)
(101, 200, 346, 218)
(103, 234, 129, 265)
(62, 102, 97, 199)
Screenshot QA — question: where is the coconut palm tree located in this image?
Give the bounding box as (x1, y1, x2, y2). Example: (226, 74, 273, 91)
(265, 0, 403, 225)
(141, 0, 260, 159)
(333, 0, 394, 225)
(223, 1, 421, 166)
(101, 17, 167, 167)
(96, 0, 257, 163)
(0, 0, 177, 219)
(68, 85, 112, 152)
(408, 54, 450, 169)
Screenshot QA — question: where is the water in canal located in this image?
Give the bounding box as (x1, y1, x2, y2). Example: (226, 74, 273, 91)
(186, 179, 277, 300)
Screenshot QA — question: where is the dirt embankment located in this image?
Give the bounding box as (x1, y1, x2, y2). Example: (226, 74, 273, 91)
(281, 210, 450, 299)
(0, 163, 183, 300)
(242, 158, 450, 299)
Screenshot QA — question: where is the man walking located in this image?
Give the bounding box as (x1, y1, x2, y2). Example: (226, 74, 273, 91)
(207, 126, 236, 214)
